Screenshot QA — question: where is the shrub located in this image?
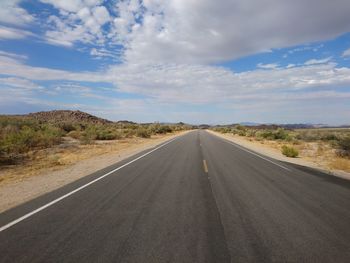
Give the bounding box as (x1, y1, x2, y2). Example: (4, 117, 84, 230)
(257, 130, 274, 139)
(256, 128, 290, 141)
(246, 129, 257, 137)
(337, 136, 350, 157)
(235, 129, 247, 136)
(157, 125, 173, 134)
(235, 124, 246, 131)
(80, 126, 98, 144)
(96, 129, 122, 140)
(321, 133, 339, 142)
(123, 129, 135, 138)
(213, 127, 231, 133)
(274, 128, 289, 140)
(58, 122, 77, 133)
(295, 130, 321, 141)
(281, 145, 299, 158)
(67, 130, 81, 139)
(148, 124, 173, 134)
(0, 119, 62, 163)
(136, 128, 151, 138)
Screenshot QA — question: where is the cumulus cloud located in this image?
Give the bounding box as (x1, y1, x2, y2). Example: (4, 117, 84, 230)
(40, 0, 111, 47)
(92, 6, 110, 25)
(104, 62, 350, 104)
(2, 1, 350, 123)
(24, 0, 350, 63)
(0, 0, 34, 26)
(1, 53, 350, 105)
(40, 0, 85, 13)
(120, 0, 350, 64)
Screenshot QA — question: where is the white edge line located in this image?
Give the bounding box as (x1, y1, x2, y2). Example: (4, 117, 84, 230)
(0, 136, 181, 232)
(209, 132, 291, 171)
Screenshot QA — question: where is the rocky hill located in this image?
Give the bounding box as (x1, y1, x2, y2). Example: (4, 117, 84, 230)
(27, 110, 112, 124)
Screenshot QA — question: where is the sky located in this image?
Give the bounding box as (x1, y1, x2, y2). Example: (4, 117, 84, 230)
(0, 0, 350, 125)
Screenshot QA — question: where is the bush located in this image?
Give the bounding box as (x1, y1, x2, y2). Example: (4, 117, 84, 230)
(213, 127, 231, 133)
(246, 129, 257, 137)
(96, 129, 122, 140)
(136, 128, 151, 138)
(281, 145, 299, 158)
(67, 130, 81, 139)
(321, 133, 339, 142)
(80, 126, 98, 144)
(337, 136, 350, 157)
(296, 130, 321, 141)
(123, 129, 135, 138)
(58, 122, 77, 133)
(256, 128, 290, 141)
(148, 124, 173, 134)
(274, 128, 289, 140)
(0, 119, 62, 163)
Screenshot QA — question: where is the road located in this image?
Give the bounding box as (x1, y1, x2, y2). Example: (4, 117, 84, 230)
(1, 130, 350, 262)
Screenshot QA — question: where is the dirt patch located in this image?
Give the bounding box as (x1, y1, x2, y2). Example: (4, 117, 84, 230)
(208, 130, 350, 181)
(0, 132, 186, 213)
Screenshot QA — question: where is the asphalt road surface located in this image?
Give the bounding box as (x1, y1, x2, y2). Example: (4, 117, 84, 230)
(1, 130, 350, 262)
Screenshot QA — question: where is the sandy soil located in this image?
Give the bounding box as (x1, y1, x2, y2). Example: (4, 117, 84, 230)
(0, 132, 186, 213)
(208, 130, 350, 181)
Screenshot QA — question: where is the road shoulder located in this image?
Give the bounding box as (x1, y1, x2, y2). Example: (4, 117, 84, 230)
(207, 130, 350, 181)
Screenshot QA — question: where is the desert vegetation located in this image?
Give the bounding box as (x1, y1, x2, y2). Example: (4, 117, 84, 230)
(0, 111, 192, 166)
(281, 145, 299, 158)
(212, 124, 350, 172)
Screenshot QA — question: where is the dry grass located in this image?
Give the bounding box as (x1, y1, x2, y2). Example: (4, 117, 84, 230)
(212, 126, 350, 174)
(0, 134, 172, 186)
(222, 133, 350, 174)
(329, 158, 350, 172)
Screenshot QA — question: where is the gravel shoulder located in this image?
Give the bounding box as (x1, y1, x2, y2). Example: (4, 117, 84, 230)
(208, 130, 350, 181)
(0, 132, 186, 213)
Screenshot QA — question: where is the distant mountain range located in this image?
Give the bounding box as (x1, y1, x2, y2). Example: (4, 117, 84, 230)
(2, 110, 348, 128)
(212, 122, 350, 129)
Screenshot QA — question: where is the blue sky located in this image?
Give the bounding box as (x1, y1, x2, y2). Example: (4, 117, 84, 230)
(1, 0, 350, 125)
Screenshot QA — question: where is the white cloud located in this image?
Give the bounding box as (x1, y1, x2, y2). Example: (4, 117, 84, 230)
(0, 25, 33, 40)
(0, 53, 104, 81)
(40, 0, 111, 47)
(29, 0, 350, 63)
(0, 77, 42, 90)
(92, 6, 110, 25)
(1, 54, 350, 105)
(257, 63, 279, 69)
(41, 0, 85, 13)
(1, 53, 349, 124)
(90, 48, 120, 59)
(45, 37, 74, 47)
(120, 0, 350, 64)
(342, 47, 350, 57)
(0, 0, 34, 26)
(0, 50, 27, 60)
(304, 57, 332, 65)
(287, 44, 324, 55)
(104, 62, 350, 104)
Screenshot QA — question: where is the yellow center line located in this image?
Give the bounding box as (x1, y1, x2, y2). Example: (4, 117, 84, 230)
(203, 159, 209, 173)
